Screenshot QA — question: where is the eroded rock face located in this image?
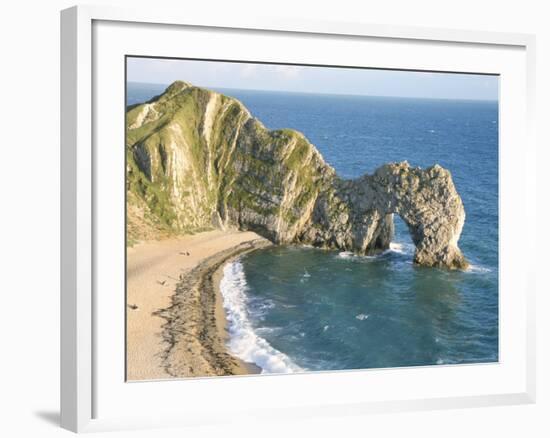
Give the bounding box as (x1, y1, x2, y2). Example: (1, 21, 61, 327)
(344, 163, 467, 269)
(126, 81, 468, 269)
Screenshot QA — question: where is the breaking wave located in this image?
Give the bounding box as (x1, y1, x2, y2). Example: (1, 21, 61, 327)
(219, 260, 303, 374)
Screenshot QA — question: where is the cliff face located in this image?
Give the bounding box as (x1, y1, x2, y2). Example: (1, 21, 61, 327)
(127, 81, 468, 269)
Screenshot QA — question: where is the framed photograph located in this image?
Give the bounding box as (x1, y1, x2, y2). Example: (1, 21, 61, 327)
(61, 5, 536, 433)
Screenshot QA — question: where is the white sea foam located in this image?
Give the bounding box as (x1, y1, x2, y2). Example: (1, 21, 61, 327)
(388, 242, 415, 255)
(465, 264, 492, 274)
(338, 243, 416, 262)
(355, 313, 369, 321)
(219, 260, 303, 374)
(337, 251, 376, 261)
(389, 242, 404, 254)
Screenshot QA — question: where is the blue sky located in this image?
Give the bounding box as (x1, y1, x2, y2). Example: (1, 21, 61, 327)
(127, 57, 498, 101)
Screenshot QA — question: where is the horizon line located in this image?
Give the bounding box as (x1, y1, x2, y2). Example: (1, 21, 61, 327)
(127, 81, 499, 103)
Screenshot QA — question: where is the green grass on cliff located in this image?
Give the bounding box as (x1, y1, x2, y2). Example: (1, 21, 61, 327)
(126, 83, 335, 241)
(126, 149, 177, 227)
(126, 88, 217, 232)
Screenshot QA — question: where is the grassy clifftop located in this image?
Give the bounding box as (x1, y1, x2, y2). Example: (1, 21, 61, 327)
(126, 81, 335, 245)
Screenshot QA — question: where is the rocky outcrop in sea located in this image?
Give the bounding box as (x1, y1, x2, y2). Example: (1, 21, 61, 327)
(126, 81, 468, 269)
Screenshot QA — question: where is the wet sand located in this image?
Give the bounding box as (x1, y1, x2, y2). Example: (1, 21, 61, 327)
(126, 229, 270, 381)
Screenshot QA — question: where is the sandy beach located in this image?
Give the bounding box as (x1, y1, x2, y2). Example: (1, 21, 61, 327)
(126, 229, 270, 381)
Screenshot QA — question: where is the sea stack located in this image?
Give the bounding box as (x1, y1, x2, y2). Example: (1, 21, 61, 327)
(126, 81, 468, 269)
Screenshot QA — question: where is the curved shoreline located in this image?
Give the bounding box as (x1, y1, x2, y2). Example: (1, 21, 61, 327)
(154, 236, 271, 378)
(126, 230, 270, 381)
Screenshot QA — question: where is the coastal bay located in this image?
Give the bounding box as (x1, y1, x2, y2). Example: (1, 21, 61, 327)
(126, 80, 498, 377)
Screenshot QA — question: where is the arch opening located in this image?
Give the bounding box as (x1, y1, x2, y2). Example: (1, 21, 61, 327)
(391, 214, 415, 257)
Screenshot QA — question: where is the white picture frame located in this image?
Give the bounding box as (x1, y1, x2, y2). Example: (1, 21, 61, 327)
(60, 4, 537, 433)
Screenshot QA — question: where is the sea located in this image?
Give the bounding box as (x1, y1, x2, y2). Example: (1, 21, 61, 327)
(127, 82, 499, 374)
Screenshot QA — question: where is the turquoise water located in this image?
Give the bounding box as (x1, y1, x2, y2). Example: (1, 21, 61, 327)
(127, 82, 499, 373)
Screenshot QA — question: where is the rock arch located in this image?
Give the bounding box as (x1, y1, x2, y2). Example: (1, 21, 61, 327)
(342, 162, 468, 269)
